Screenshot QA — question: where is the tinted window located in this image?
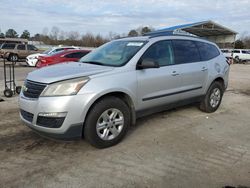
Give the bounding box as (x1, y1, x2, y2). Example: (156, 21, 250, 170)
(195, 41, 220, 61)
(17, 44, 26, 50)
(27, 45, 37, 51)
(55, 48, 64, 52)
(2, 43, 15, 49)
(172, 40, 200, 64)
(241, 50, 250, 54)
(140, 40, 174, 66)
(75, 52, 89, 58)
(232, 50, 240, 53)
(65, 51, 90, 58)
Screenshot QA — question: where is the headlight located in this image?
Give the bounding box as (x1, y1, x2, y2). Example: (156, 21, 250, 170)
(40, 77, 89, 97)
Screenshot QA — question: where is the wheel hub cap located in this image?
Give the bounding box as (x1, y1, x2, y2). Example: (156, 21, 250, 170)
(96, 108, 124, 141)
(210, 88, 221, 108)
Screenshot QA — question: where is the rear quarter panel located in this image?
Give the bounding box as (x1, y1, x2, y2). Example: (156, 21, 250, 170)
(205, 54, 230, 92)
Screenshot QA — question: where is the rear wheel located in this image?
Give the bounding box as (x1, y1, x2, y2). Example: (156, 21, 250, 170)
(8, 54, 18, 62)
(199, 81, 224, 113)
(84, 96, 131, 148)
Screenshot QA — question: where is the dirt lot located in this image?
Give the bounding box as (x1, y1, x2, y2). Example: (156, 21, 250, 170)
(0, 63, 250, 188)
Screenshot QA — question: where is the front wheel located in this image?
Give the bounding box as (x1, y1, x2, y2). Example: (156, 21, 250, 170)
(84, 97, 131, 148)
(199, 81, 224, 113)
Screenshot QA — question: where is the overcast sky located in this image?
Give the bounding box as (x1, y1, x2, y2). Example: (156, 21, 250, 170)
(1, 0, 250, 37)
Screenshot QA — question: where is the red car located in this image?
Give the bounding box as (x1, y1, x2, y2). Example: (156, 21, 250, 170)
(36, 49, 91, 68)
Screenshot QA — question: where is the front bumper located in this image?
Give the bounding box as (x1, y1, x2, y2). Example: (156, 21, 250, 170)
(19, 92, 95, 140)
(26, 58, 38, 67)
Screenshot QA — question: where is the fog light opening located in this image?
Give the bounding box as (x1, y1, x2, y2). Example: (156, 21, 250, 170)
(38, 112, 67, 117)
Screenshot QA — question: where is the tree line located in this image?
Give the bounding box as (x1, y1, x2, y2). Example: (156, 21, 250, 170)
(0, 26, 153, 47)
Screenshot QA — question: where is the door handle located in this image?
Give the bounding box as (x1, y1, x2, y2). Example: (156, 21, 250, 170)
(171, 71, 179, 76)
(201, 67, 208, 71)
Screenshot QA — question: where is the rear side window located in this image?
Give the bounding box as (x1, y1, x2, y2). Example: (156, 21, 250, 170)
(241, 50, 250, 54)
(65, 52, 88, 58)
(17, 44, 26, 50)
(172, 40, 200, 64)
(141, 40, 174, 66)
(2, 43, 15, 49)
(195, 41, 220, 61)
(55, 48, 74, 52)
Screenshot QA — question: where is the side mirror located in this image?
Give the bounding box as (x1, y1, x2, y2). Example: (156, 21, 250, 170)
(137, 59, 159, 69)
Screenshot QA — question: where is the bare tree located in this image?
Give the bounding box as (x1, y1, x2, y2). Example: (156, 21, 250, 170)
(50, 26, 60, 40)
(67, 31, 80, 41)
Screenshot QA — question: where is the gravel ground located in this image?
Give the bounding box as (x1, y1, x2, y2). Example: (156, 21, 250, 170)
(0, 63, 250, 188)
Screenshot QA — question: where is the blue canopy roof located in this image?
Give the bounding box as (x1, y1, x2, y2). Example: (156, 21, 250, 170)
(146, 20, 237, 37)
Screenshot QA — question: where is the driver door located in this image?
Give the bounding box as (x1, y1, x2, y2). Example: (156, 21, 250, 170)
(136, 40, 182, 111)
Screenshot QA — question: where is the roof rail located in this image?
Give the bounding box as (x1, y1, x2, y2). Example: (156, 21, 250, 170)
(144, 31, 173, 38)
(144, 30, 203, 39)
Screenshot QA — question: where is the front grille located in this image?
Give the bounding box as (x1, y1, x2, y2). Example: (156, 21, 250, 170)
(37, 116, 65, 128)
(20, 109, 34, 122)
(23, 80, 47, 99)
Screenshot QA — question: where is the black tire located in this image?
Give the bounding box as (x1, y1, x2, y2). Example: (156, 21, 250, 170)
(84, 96, 131, 148)
(9, 54, 18, 62)
(4, 89, 13, 98)
(199, 81, 224, 113)
(234, 56, 240, 64)
(16, 86, 22, 94)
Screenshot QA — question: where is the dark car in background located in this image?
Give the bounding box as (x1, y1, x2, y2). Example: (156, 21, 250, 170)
(36, 49, 91, 68)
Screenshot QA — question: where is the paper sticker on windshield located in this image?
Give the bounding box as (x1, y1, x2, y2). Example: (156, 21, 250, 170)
(127, 42, 144, 47)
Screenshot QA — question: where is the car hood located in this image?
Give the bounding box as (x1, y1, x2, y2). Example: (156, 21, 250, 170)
(27, 62, 114, 84)
(27, 53, 43, 58)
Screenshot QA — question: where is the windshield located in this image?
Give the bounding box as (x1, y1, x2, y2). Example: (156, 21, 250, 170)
(42, 48, 53, 54)
(79, 40, 146, 67)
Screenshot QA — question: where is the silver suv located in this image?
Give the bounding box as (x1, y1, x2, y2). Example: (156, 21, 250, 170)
(19, 35, 230, 148)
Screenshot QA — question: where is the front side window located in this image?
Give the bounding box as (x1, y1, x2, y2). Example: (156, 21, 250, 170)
(195, 41, 220, 61)
(17, 44, 26, 50)
(140, 40, 174, 66)
(172, 40, 200, 64)
(80, 40, 146, 67)
(27, 45, 38, 51)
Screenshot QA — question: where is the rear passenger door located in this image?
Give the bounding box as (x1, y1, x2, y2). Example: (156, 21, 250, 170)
(17, 44, 27, 58)
(136, 40, 182, 110)
(172, 40, 208, 99)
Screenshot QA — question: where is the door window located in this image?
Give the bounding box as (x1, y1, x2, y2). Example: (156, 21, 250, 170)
(27, 45, 38, 51)
(17, 44, 26, 50)
(195, 41, 220, 61)
(140, 40, 174, 66)
(2, 43, 15, 49)
(172, 40, 200, 64)
(65, 52, 89, 58)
